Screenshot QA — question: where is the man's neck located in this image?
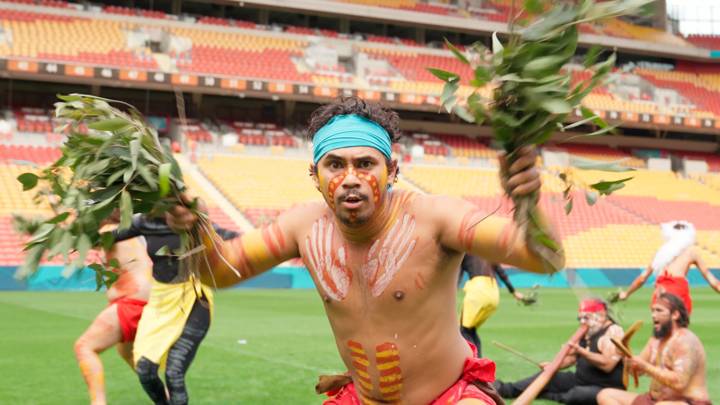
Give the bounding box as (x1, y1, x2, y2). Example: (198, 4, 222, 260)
(659, 325, 683, 345)
(336, 191, 396, 244)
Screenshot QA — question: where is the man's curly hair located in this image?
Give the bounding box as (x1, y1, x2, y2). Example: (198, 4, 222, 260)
(306, 97, 402, 143)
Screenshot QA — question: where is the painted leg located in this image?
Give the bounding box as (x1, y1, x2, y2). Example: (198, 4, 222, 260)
(74, 304, 123, 405)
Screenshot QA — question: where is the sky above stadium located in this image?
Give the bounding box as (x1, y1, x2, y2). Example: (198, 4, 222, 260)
(667, 0, 720, 35)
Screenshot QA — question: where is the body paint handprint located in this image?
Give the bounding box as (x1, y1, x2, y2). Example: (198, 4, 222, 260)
(306, 216, 352, 301)
(361, 213, 417, 297)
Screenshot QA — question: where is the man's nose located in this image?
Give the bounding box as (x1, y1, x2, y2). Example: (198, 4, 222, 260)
(341, 168, 361, 188)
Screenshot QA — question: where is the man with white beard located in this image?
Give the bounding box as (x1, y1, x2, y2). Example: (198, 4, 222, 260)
(616, 221, 720, 314)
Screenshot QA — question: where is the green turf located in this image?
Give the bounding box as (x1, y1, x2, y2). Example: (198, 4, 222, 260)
(1, 288, 718, 404)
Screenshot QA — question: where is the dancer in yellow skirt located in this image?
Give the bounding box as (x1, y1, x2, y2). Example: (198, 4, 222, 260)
(460, 254, 527, 356)
(112, 214, 238, 405)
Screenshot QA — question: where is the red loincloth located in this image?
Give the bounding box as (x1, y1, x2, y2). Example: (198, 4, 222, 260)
(322, 342, 502, 405)
(652, 274, 692, 314)
(111, 297, 147, 343)
(631, 392, 712, 405)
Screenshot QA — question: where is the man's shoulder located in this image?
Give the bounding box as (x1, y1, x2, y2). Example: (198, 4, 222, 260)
(605, 323, 624, 337)
(675, 328, 703, 347)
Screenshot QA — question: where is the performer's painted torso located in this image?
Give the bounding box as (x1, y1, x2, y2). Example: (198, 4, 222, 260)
(647, 329, 709, 401)
(297, 191, 470, 404)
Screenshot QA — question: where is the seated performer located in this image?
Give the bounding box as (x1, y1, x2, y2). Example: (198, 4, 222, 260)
(617, 221, 720, 314)
(597, 293, 711, 405)
(74, 216, 152, 405)
(459, 255, 526, 356)
(112, 215, 239, 405)
(494, 298, 625, 405)
(167, 97, 564, 404)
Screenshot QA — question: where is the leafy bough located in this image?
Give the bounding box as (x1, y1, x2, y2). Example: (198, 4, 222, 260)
(16, 94, 234, 289)
(429, 0, 651, 272)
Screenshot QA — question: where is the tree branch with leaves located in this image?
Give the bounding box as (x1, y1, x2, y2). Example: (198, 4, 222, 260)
(429, 0, 652, 272)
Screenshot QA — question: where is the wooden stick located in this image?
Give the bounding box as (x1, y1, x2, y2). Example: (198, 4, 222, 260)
(622, 321, 643, 347)
(514, 325, 588, 405)
(492, 341, 543, 368)
(616, 320, 643, 388)
(611, 337, 633, 357)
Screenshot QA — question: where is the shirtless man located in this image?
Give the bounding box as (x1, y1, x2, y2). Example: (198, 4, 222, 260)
(597, 293, 711, 405)
(617, 221, 720, 314)
(168, 97, 562, 404)
(494, 298, 625, 405)
(74, 219, 153, 405)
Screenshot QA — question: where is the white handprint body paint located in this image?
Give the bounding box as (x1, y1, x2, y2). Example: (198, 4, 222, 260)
(305, 216, 351, 301)
(362, 213, 417, 297)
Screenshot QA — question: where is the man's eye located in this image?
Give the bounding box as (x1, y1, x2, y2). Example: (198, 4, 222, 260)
(330, 162, 342, 169)
(359, 161, 372, 169)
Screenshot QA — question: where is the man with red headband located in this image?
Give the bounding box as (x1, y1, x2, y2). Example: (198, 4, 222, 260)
(616, 221, 720, 314)
(598, 293, 711, 405)
(167, 97, 564, 404)
(493, 298, 624, 405)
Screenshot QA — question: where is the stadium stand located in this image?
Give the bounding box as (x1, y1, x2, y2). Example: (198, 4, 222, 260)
(1, 0, 719, 275)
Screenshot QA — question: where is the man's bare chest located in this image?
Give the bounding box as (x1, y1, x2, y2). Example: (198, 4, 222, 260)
(299, 214, 442, 301)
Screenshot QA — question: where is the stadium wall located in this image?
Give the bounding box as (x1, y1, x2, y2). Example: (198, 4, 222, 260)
(2, 266, 719, 291)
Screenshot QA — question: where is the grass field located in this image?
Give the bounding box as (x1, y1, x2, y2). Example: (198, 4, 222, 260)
(1, 288, 718, 404)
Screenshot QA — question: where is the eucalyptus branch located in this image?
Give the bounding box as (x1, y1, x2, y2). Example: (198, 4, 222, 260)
(428, 0, 651, 272)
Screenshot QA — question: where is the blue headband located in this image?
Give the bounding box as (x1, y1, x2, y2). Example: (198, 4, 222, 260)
(312, 114, 392, 165)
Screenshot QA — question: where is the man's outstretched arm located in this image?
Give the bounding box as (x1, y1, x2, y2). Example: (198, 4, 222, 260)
(620, 266, 652, 300)
(434, 146, 564, 273)
(168, 199, 302, 288)
(691, 248, 720, 293)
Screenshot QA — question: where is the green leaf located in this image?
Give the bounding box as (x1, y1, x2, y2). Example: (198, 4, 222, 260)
(136, 164, 158, 191)
(108, 258, 120, 268)
(585, 190, 598, 206)
(453, 105, 476, 123)
(523, 55, 565, 74)
(130, 138, 140, 172)
(57, 94, 83, 102)
(524, 0, 544, 14)
(444, 38, 469, 65)
(46, 212, 70, 224)
(88, 118, 130, 132)
(155, 245, 171, 256)
(158, 163, 171, 198)
(540, 99, 572, 114)
(471, 66, 492, 87)
(122, 167, 134, 184)
(17, 173, 39, 191)
(427, 68, 460, 83)
(76, 234, 91, 269)
(105, 169, 125, 186)
(562, 114, 602, 130)
(569, 155, 634, 172)
(492, 32, 503, 55)
(564, 198, 573, 214)
(589, 177, 633, 196)
(583, 45, 603, 68)
(100, 231, 115, 251)
(119, 190, 132, 230)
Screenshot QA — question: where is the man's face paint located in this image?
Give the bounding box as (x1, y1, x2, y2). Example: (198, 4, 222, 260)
(315, 147, 392, 227)
(578, 311, 606, 335)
